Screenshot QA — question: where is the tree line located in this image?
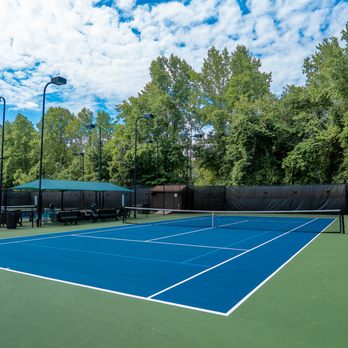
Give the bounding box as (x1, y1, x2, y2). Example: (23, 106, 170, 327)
(1, 23, 347, 188)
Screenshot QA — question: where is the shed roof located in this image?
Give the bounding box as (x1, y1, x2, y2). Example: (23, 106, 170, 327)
(151, 185, 188, 193)
(10, 179, 133, 192)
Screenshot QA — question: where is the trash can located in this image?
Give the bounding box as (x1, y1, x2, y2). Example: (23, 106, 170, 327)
(6, 212, 17, 229)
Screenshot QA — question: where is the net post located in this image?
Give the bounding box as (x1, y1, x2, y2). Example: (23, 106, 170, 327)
(212, 211, 215, 227)
(340, 210, 345, 234)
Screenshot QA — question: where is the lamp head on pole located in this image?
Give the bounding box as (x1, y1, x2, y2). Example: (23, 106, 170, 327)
(85, 123, 96, 130)
(193, 133, 204, 139)
(51, 76, 67, 86)
(143, 113, 154, 120)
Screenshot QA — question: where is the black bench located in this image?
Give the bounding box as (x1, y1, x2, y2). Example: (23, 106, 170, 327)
(97, 208, 118, 221)
(0, 211, 23, 228)
(56, 211, 82, 225)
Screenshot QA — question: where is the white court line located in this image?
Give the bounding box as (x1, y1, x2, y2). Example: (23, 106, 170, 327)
(74, 223, 151, 236)
(218, 220, 249, 228)
(0, 234, 73, 246)
(148, 218, 318, 299)
(146, 226, 214, 241)
(0, 267, 226, 316)
(13, 241, 206, 267)
(72, 234, 248, 252)
(224, 218, 336, 316)
(0, 223, 153, 246)
(180, 220, 293, 265)
(146, 220, 249, 242)
(0, 217, 247, 248)
(0, 217, 334, 317)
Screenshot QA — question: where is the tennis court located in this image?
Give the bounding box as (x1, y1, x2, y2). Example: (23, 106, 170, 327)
(0, 208, 338, 315)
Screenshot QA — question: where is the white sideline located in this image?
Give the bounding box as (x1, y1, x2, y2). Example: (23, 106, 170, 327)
(224, 218, 337, 316)
(148, 218, 318, 299)
(0, 223, 152, 246)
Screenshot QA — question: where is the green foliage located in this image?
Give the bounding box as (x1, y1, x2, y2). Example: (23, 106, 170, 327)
(282, 125, 341, 184)
(226, 45, 272, 108)
(1, 23, 348, 187)
(3, 115, 37, 186)
(41, 107, 74, 179)
(225, 97, 287, 185)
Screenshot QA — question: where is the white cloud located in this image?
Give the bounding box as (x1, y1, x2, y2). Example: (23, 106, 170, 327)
(115, 0, 135, 12)
(14, 101, 39, 110)
(0, 0, 347, 120)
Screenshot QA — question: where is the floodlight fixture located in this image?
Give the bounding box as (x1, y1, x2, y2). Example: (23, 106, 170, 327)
(51, 76, 67, 86)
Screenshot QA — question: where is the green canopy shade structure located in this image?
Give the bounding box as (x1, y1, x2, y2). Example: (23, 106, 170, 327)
(10, 179, 133, 192)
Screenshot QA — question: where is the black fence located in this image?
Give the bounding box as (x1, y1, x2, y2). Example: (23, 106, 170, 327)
(193, 186, 226, 211)
(3, 183, 347, 212)
(2, 190, 132, 210)
(225, 184, 347, 212)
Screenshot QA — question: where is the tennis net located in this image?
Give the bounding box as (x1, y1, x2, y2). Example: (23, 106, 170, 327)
(123, 207, 344, 233)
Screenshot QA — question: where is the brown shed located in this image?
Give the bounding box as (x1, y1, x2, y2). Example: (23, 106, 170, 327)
(151, 185, 192, 210)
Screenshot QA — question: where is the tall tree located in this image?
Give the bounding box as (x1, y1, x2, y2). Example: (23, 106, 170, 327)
(194, 47, 232, 183)
(3, 114, 37, 186)
(40, 107, 74, 179)
(111, 54, 196, 186)
(282, 29, 347, 184)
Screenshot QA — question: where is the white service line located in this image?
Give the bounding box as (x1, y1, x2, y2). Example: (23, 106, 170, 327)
(145, 226, 214, 242)
(147, 218, 318, 299)
(12, 241, 206, 267)
(72, 234, 248, 251)
(146, 220, 249, 242)
(217, 220, 249, 228)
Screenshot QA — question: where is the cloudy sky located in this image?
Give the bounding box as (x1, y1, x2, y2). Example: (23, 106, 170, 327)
(0, 0, 347, 122)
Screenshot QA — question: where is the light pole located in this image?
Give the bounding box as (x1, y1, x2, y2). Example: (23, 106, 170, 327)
(0, 97, 5, 212)
(73, 151, 85, 209)
(85, 124, 102, 182)
(37, 76, 67, 226)
(73, 152, 85, 180)
(86, 123, 102, 208)
(155, 141, 159, 184)
(190, 133, 204, 184)
(133, 113, 154, 217)
(145, 136, 160, 184)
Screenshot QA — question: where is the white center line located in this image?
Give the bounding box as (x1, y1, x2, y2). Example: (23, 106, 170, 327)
(146, 220, 249, 242)
(146, 226, 215, 242)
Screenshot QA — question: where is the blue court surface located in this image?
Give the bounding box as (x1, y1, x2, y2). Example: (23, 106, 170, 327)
(0, 215, 334, 316)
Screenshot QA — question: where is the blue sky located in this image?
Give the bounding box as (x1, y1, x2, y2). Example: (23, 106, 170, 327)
(0, 0, 347, 124)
